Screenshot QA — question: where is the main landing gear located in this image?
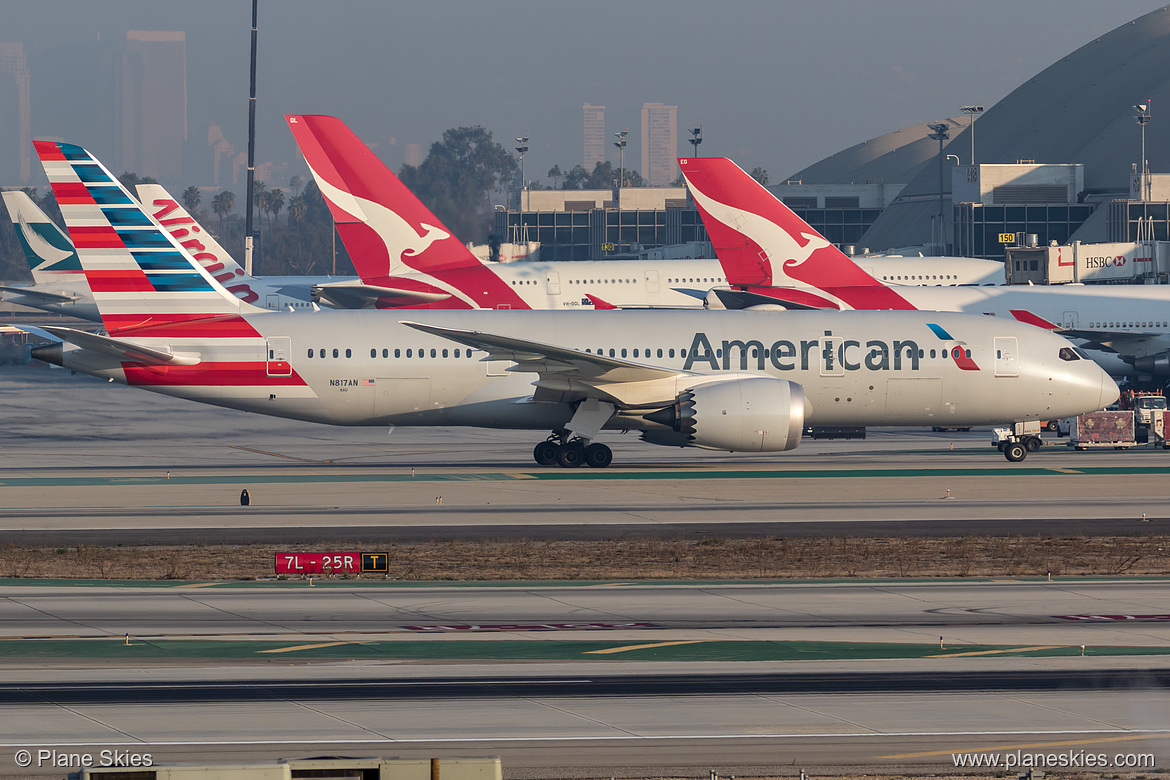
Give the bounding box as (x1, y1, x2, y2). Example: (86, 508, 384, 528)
(533, 434, 613, 468)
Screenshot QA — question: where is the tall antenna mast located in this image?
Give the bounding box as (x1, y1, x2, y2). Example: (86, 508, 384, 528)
(244, 0, 258, 275)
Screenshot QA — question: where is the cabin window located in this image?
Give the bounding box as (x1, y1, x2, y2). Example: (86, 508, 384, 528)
(633, 349, 639, 358)
(307, 349, 313, 358)
(383, 349, 389, 358)
(455, 349, 461, 358)
(657, 349, 663, 358)
(370, 348, 377, 358)
(430, 348, 437, 358)
(333, 348, 339, 358)
(345, 349, 352, 358)
(442, 349, 448, 358)
(621, 348, 627, 357)
(669, 349, 676, 358)
(406, 349, 412, 358)
(395, 349, 401, 358)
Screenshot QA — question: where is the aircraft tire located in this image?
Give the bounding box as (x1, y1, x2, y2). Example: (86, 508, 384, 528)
(584, 442, 613, 468)
(533, 441, 559, 466)
(556, 441, 586, 468)
(1004, 442, 1028, 462)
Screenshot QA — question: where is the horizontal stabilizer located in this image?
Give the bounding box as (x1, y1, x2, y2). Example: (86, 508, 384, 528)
(709, 288, 827, 311)
(0, 285, 79, 303)
(314, 281, 451, 308)
(38, 325, 201, 366)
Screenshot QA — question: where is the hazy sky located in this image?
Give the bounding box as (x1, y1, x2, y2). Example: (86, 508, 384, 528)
(5, 0, 1168, 189)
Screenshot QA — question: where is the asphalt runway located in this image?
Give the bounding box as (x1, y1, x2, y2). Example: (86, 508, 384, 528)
(4, 366, 1170, 776)
(4, 581, 1170, 648)
(3, 366, 1170, 543)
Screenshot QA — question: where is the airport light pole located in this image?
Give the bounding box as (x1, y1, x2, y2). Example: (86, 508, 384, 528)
(1134, 103, 1151, 201)
(688, 126, 703, 157)
(613, 129, 628, 206)
(959, 105, 983, 165)
(243, 0, 258, 276)
(515, 135, 528, 242)
(927, 122, 950, 255)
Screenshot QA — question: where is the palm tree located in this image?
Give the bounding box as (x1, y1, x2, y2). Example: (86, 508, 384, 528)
(288, 175, 303, 196)
(750, 167, 769, 186)
(255, 188, 272, 233)
(181, 185, 201, 215)
(211, 190, 235, 235)
(289, 194, 307, 234)
(268, 188, 285, 227)
(251, 181, 268, 232)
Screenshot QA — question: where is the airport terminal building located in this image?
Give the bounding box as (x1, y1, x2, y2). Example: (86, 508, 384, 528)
(497, 6, 1170, 273)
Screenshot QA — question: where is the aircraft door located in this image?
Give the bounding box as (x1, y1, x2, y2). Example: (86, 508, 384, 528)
(265, 294, 280, 310)
(994, 336, 1018, 377)
(644, 269, 660, 294)
(546, 272, 561, 295)
(266, 337, 292, 377)
(1062, 310, 1079, 329)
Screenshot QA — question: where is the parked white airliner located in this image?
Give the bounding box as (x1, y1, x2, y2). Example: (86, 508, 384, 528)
(17, 140, 1113, 467)
(285, 114, 1002, 312)
(680, 157, 1170, 378)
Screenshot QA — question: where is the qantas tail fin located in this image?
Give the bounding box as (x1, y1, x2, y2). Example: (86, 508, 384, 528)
(34, 141, 264, 333)
(678, 157, 913, 310)
(285, 114, 479, 281)
(1, 190, 83, 282)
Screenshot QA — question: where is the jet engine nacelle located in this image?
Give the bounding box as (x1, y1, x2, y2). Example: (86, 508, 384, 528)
(1130, 351, 1170, 377)
(642, 377, 805, 452)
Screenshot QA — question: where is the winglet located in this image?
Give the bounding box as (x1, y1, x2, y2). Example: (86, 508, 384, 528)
(585, 294, 617, 310)
(1009, 309, 1061, 330)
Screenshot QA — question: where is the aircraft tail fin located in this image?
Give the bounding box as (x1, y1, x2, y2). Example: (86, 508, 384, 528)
(285, 114, 478, 280)
(33, 140, 264, 334)
(1, 190, 83, 282)
(679, 157, 914, 310)
(134, 184, 261, 305)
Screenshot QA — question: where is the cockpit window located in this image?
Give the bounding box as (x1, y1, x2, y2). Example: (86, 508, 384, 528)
(1058, 347, 1080, 361)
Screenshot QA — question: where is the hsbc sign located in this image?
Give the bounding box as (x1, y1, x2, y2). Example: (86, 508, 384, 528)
(1084, 255, 1127, 269)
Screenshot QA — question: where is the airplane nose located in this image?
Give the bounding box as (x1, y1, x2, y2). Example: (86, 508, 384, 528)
(1100, 372, 1120, 409)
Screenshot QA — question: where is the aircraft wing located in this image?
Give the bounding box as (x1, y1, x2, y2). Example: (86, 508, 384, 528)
(35, 325, 201, 366)
(0, 285, 78, 304)
(708, 287, 828, 311)
(401, 321, 680, 387)
(314, 281, 451, 308)
(1059, 328, 1163, 354)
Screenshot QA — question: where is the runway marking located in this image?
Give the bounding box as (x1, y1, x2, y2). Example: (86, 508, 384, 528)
(1047, 467, 1083, 474)
(170, 583, 222, 589)
(880, 732, 1163, 759)
(2, 729, 1167, 749)
(229, 446, 338, 464)
(927, 645, 1063, 658)
(504, 473, 539, 479)
(586, 640, 705, 654)
(257, 641, 360, 654)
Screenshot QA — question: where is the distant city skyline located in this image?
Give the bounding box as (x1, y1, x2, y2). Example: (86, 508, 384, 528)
(640, 102, 677, 187)
(0, 1, 1165, 194)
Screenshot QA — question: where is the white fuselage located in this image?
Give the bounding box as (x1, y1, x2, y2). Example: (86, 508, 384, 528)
(53, 309, 1113, 434)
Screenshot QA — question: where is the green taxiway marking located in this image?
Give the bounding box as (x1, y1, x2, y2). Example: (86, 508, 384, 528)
(3, 464, 1170, 488)
(1, 638, 1166, 662)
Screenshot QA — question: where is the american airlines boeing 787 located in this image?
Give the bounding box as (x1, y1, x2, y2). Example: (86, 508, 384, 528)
(17, 140, 1113, 466)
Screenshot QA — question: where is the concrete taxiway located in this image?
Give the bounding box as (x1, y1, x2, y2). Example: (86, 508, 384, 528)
(3, 366, 1170, 543)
